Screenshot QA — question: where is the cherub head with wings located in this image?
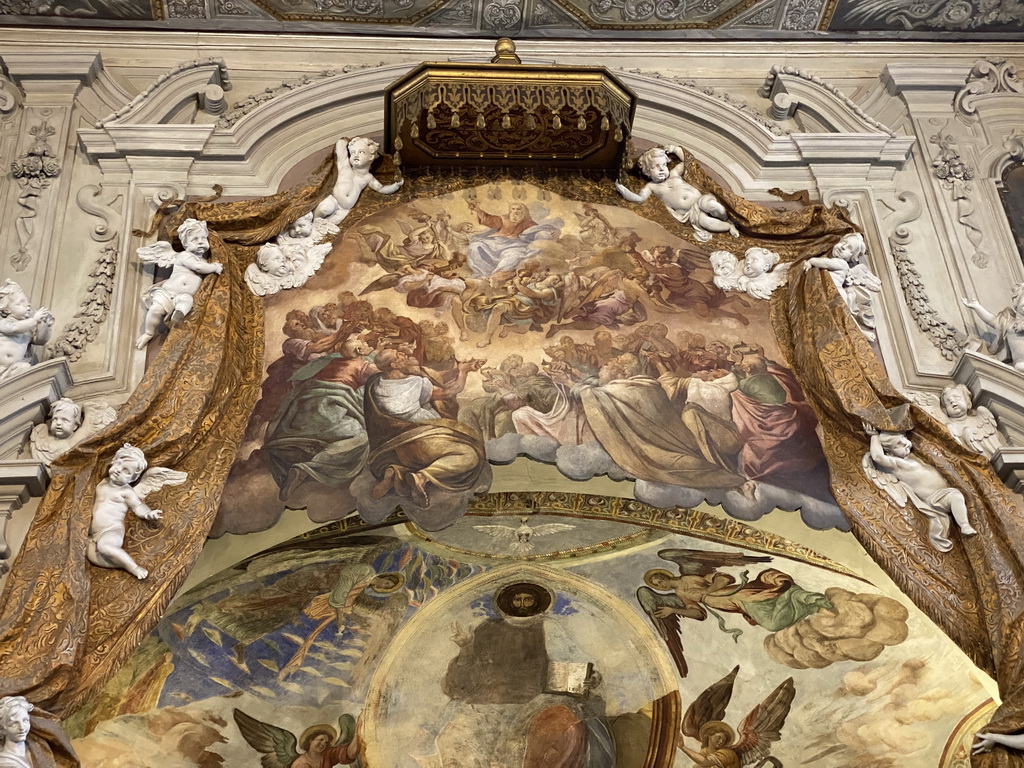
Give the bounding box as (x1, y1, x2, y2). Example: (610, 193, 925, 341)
(679, 666, 794, 768)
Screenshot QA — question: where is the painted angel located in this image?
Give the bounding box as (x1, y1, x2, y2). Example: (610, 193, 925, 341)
(637, 548, 832, 678)
(861, 422, 977, 552)
(28, 397, 117, 467)
(87, 443, 188, 580)
(678, 665, 795, 768)
(802, 232, 882, 341)
(233, 709, 360, 768)
(472, 516, 576, 556)
(736, 247, 789, 301)
(135, 218, 222, 349)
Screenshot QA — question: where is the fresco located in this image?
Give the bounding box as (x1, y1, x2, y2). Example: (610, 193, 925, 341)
(68, 500, 989, 767)
(218, 181, 843, 537)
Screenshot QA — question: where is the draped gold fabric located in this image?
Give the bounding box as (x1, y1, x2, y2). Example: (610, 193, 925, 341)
(692, 162, 1024, 765)
(0, 152, 338, 739)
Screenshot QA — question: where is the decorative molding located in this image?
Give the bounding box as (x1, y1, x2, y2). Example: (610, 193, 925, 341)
(483, 0, 523, 28)
(8, 119, 62, 272)
(929, 131, 988, 269)
(166, 0, 207, 15)
(215, 68, 345, 129)
(622, 68, 787, 137)
(48, 239, 118, 363)
(1006, 128, 1024, 162)
(0, 76, 17, 114)
(95, 57, 231, 128)
(759, 65, 898, 137)
(780, 0, 823, 29)
(75, 183, 122, 243)
(954, 59, 1024, 121)
(885, 191, 966, 361)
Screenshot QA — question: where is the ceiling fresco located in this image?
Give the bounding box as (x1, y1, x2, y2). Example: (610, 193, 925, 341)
(3, 0, 1023, 37)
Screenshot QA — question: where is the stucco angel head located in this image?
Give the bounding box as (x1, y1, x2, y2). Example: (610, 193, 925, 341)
(940, 384, 973, 419)
(831, 232, 865, 264)
(742, 247, 780, 278)
(0, 280, 31, 320)
(49, 398, 84, 439)
(287, 212, 314, 240)
(256, 243, 295, 278)
(637, 147, 672, 183)
(878, 430, 913, 458)
(709, 250, 738, 278)
(0, 696, 32, 746)
(347, 137, 381, 170)
(177, 219, 210, 255)
(109, 443, 148, 486)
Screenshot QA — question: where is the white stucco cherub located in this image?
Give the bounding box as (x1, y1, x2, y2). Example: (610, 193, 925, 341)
(736, 247, 790, 300)
(709, 250, 741, 292)
(803, 232, 882, 341)
(135, 219, 222, 350)
(962, 281, 1024, 372)
(939, 384, 1004, 460)
(616, 145, 739, 242)
(0, 695, 33, 768)
(861, 423, 977, 552)
(316, 137, 403, 227)
(87, 443, 188, 579)
(28, 397, 117, 467)
(245, 212, 337, 297)
(0, 280, 54, 383)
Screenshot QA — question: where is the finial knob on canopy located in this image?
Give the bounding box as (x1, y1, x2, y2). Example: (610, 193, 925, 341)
(491, 38, 521, 65)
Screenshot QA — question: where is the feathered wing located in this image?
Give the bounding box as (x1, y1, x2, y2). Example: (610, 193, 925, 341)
(846, 263, 883, 293)
(333, 714, 357, 747)
(735, 677, 796, 766)
(300, 243, 332, 278)
(637, 587, 689, 678)
(861, 452, 908, 507)
(529, 523, 576, 537)
(968, 407, 1000, 453)
(244, 263, 282, 297)
(136, 241, 177, 268)
(472, 524, 518, 541)
(658, 548, 771, 577)
(312, 217, 340, 240)
(681, 665, 738, 740)
(133, 466, 188, 500)
(359, 272, 404, 296)
(81, 402, 118, 438)
(232, 709, 300, 768)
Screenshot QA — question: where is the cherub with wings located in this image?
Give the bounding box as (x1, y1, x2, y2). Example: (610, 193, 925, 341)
(678, 666, 795, 768)
(637, 549, 833, 678)
(233, 708, 360, 768)
(802, 232, 882, 341)
(246, 212, 339, 297)
(472, 516, 576, 556)
(135, 218, 222, 349)
(29, 396, 117, 467)
(87, 443, 188, 580)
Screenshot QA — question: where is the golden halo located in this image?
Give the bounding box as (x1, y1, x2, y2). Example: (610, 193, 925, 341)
(643, 568, 674, 589)
(299, 724, 337, 751)
(698, 721, 735, 746)
(369, 571, 406, 594)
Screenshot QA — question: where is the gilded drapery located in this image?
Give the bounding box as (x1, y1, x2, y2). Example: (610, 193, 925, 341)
(0, 153, 338, 755)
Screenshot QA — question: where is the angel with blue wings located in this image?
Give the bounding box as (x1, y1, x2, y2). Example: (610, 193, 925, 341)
(233, 708, 360, 767)
(636, 549, 833, 678)
(678, 666, 795, 768)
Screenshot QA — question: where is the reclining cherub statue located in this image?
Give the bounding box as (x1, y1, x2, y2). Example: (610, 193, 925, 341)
(135, 219, 222, 349)
(861, 422, 977, 552)
(616, 145, 739, 242)
(316, 137, 403, 226)
(88, 443, 187, 579)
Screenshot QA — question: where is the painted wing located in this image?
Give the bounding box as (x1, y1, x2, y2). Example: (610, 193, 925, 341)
(358, 272, 403, 296)
(472, 524, 518, 540)
(658, 548, 771, 577)
(136, 241, 177, 268)
(232, 709, 300, 768)
(681, 665, 738, 739)
(735, 677, 796, 766)
(333, 714, 357, 747)
(133, 466, 188, 500)
(529, 523, 576, 538)
(636, 586, 688, 678)
(861, 452, 908, 507)
(846, 263, 882, 293)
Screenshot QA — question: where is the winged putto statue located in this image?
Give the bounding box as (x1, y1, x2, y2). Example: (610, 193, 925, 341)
(637, 548, 833, 678)
(802, 233, 882, 341)
(245, 212, 338, 297)
(233, 708, 361, 767)
(29, 397, 117, 467)
(678, 665, 795, 768)
(472, 516, 576, 555)
(87, 443, 188, 579)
